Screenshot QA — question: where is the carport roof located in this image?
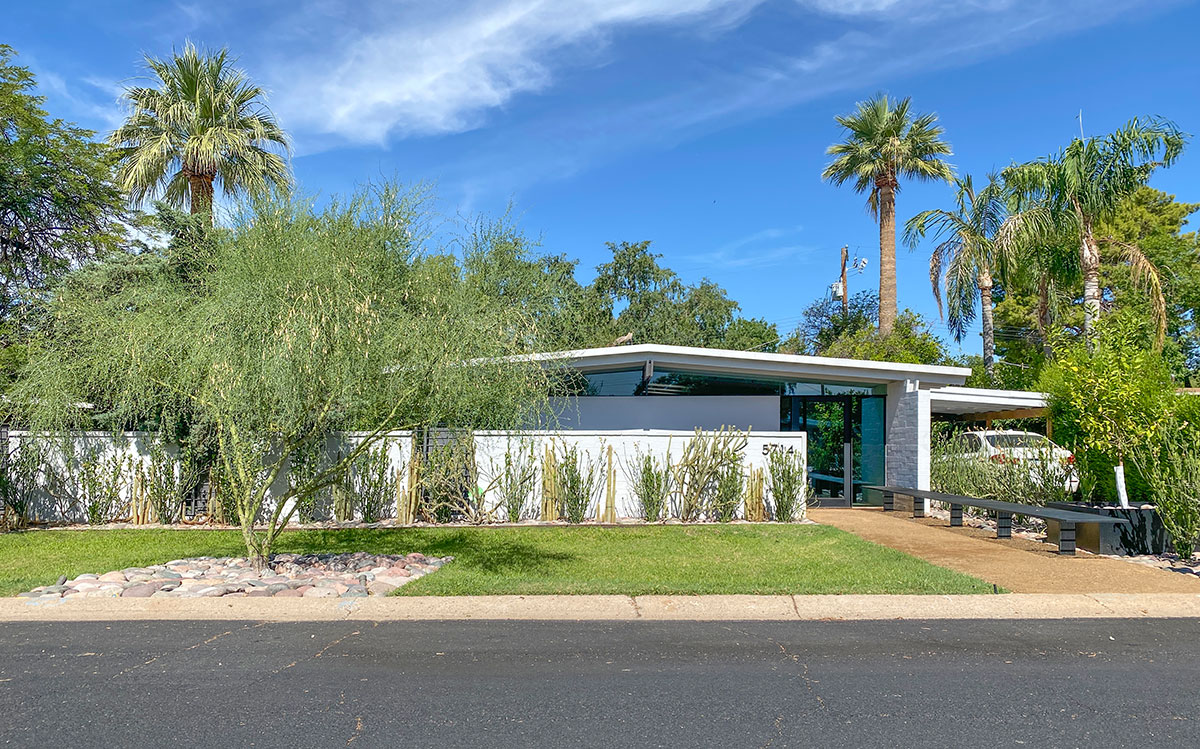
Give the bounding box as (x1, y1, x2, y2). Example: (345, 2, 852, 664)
(929, 386, 1048, 417)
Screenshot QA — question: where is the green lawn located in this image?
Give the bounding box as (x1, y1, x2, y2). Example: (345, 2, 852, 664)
(0, 525, 995, 596)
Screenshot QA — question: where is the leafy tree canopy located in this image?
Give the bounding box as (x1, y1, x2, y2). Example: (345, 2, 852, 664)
(460, 234, 775, 352)
(995, 188, 1200, 385)
(0, 45, 129, 314)
(780, 290, 878, 356)
(12, 183, 550, 563)
(821, 309, 949, 365)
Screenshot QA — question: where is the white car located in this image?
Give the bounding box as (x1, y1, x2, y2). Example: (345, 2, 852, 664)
(948, 430, 1080, 492)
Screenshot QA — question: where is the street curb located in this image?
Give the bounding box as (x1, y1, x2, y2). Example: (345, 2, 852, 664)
(3, 593, 1200, 622)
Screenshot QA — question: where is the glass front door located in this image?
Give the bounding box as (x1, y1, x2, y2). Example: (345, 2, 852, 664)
(782, 393, 886, 507)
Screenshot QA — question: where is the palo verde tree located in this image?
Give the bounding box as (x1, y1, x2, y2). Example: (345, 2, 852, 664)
(109, 42, 290, 222)
(12, 183, 551, 567)
(822, 94, 954, 335)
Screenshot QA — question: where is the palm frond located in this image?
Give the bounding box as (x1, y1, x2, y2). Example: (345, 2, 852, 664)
(108, 41, 292, 211)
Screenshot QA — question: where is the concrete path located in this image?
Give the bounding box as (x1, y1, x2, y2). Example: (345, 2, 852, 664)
(3, 591, 1199, 621)
(811, 507, 1200, 594)
(5, 618, 1200, 747)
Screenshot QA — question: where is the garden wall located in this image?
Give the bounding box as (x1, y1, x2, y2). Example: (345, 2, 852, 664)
(473, 430, 807, 520)
(4, 428, 806, 525)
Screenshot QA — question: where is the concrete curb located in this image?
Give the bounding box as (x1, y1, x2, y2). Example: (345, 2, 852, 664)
(3, 593, 1200, 622)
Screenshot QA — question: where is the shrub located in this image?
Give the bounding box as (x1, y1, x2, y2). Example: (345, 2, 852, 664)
(711, 463, 743, 522)
(555, 443, 602, 524)
(1131, 425, 1200, 559)
(767, 447, 807, 521)
(495, 441, 537, 522)
(0, 440, 43, 529)
(139, 439, 200, 524)
(420, 433, 480, 524)
(673, 428, 746, 522)
(345, 443, 395, 523)
(626, 448, 671, 522)
(289, 438, 331, 523)
(929, 428, 1075, 507)
(79, 447, 128, 525)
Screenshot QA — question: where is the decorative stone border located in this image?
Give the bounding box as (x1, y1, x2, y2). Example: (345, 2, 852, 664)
(18, 552, 452, 600)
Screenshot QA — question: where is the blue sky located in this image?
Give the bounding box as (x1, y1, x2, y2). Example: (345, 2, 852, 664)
(9, 0, 1200, 354)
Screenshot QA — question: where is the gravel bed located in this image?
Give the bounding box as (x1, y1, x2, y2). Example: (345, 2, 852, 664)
(18, 552, 452, 600)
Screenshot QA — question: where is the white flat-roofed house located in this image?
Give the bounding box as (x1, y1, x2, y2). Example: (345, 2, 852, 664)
(531, 344, 1048, 509)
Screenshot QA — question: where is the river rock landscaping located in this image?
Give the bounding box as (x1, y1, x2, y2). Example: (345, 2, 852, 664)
(18, 552, 451, 600)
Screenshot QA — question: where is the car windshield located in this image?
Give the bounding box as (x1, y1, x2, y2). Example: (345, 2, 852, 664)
(985, 433, 1051, 449)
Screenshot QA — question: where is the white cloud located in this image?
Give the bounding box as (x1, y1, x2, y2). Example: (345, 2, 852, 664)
(682, 226, 812, 270)
(268, 0, 764, 144)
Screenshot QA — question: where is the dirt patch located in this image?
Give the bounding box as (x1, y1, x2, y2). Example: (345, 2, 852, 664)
(810, 507, 1200, 594)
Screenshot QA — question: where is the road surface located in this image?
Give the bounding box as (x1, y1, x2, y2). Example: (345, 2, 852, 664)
(2, 618, 1196, 747)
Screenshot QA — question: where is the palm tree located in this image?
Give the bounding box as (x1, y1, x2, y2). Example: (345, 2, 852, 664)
(822, 94, 954, 335)
(904, 174, 1012, 383)
(1003, 118, 1185, 341)
(109, 43, 290, 222)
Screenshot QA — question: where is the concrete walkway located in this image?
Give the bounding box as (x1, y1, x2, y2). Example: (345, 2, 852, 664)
(811, 507, 1200, 594)
(2, 592, 1199, 621)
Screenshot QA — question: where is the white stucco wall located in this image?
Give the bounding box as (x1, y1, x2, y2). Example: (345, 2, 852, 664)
(548, 396, 781, 432)
(473, 429, 806, 519)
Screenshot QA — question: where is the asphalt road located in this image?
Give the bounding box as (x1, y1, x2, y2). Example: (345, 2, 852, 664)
(2, 618, 1197, 747)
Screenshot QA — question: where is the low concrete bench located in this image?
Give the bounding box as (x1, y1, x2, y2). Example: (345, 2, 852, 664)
(863, 485, 1130, 555)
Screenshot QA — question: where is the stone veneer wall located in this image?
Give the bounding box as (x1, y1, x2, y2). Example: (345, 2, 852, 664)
(885, 379, 931, 513)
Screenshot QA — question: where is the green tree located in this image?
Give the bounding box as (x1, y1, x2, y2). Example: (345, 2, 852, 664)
(0, 45, 129, 376)
(994, 188, 1200, 385)
(779, 291, 877, 355)
(589, 240, 740, 347)
(822, 94, 954, 335)
(722, 317, 779, 352)
(1096, 187, 1200, 379)
(1039, 314, 1175, 507)
(822, 309, 948, 365)
(461, 212, 612, 351)
(905, 174, 1016, 382)
(1005, 118, 1185, 340)
(109, 43, 290, 222)
(12, 184, 549, 566)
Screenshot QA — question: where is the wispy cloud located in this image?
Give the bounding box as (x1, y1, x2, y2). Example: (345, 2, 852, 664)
(266, 0, 765, 145)
(682, 226, 813, 270)
(33, 69, 125, 131)
(398, 0, 1173, 208)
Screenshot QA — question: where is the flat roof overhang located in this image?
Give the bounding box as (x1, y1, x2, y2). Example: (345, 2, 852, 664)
(930, 386, 1048, 419)
(526, 344, 973, 387)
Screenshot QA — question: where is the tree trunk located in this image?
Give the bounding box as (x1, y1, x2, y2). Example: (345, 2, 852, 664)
(978, 270, 996, 384)
(1037, 275, 1053, 359)
(1080, 222, 1102, 339)
(877, 182, 898, 336)
(188, 172, 215, 224)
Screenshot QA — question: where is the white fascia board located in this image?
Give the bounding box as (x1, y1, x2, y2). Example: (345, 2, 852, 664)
(526, 344, 972, 387)
(929, 386, 1048, 414)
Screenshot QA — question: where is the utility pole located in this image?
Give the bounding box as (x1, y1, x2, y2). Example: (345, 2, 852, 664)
(839, 245, 849, 318)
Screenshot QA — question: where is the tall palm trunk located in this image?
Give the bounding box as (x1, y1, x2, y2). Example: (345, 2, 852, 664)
(1037, 275, 1053, 359)
(977, 269, 996, 384)
(187, 172, 215, 223)
(1080, 217, 1102, 338)
(877, 180, 898, 335)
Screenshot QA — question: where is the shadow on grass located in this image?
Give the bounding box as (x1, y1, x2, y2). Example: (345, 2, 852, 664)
(277, 528, 575, 575)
